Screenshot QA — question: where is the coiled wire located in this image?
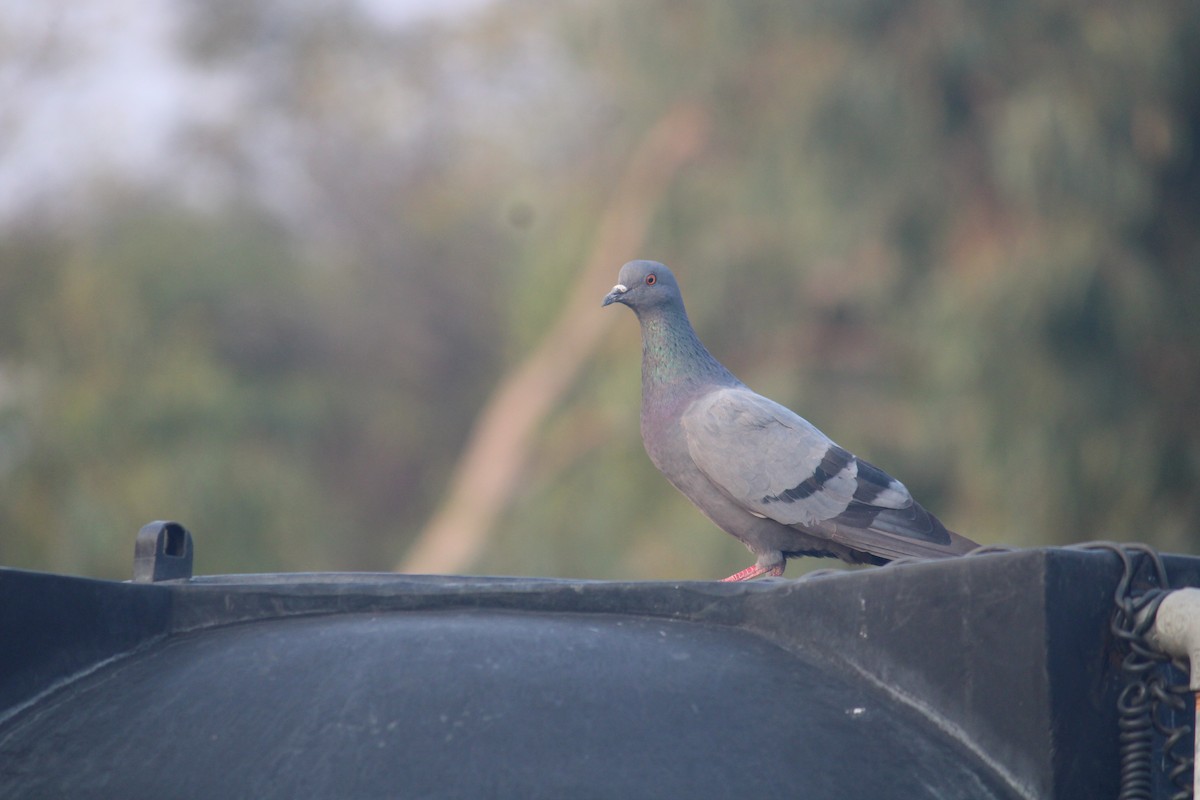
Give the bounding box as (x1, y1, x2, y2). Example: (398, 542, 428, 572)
(1078, 543, 1192, 800)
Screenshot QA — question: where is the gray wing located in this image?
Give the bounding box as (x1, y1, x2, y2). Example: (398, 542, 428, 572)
(679, 386, 914, 528)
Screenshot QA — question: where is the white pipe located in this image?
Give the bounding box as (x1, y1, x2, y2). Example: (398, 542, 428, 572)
(1145, 587, 1200, 799)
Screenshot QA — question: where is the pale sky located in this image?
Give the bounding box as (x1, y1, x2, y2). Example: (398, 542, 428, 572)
(0, 0, 493, 222)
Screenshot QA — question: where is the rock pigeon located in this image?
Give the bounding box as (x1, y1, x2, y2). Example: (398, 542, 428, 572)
(602, 260, 978, 581)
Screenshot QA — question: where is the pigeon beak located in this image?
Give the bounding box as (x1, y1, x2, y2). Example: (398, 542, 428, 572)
(602, 283, 629, 307)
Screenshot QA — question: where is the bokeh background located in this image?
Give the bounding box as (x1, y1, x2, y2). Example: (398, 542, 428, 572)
(1, 0, 1197, 581)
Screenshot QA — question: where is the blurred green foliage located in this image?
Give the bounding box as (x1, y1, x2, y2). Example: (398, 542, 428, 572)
(1, 0, 1198, 579)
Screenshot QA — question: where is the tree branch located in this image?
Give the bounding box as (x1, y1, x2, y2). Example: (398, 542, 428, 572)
(399, 102, 709, 574)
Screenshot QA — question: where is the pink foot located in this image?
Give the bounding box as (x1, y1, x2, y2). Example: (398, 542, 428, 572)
(720, 563, 785, 582)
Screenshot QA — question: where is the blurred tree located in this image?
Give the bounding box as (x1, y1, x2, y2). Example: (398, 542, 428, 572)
(484, 0, 1200, 575)
(0, 202, 347, 575)
(0, 0, 1196, 580)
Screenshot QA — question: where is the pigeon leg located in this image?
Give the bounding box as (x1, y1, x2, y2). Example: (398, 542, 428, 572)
(720, 563, 785, 582)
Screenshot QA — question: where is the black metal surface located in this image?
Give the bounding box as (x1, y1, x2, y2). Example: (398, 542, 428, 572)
(2, 545, 1199, 798)
(0, 609, 1011, 799)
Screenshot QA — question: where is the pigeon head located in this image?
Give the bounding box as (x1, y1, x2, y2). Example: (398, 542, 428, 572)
(601, 260, 683, 314)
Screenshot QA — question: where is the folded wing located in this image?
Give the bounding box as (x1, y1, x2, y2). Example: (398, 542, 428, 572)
(681, 386, 969, 560)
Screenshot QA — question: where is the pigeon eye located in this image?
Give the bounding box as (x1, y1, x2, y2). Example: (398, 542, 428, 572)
(645, 274, 657, 286)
